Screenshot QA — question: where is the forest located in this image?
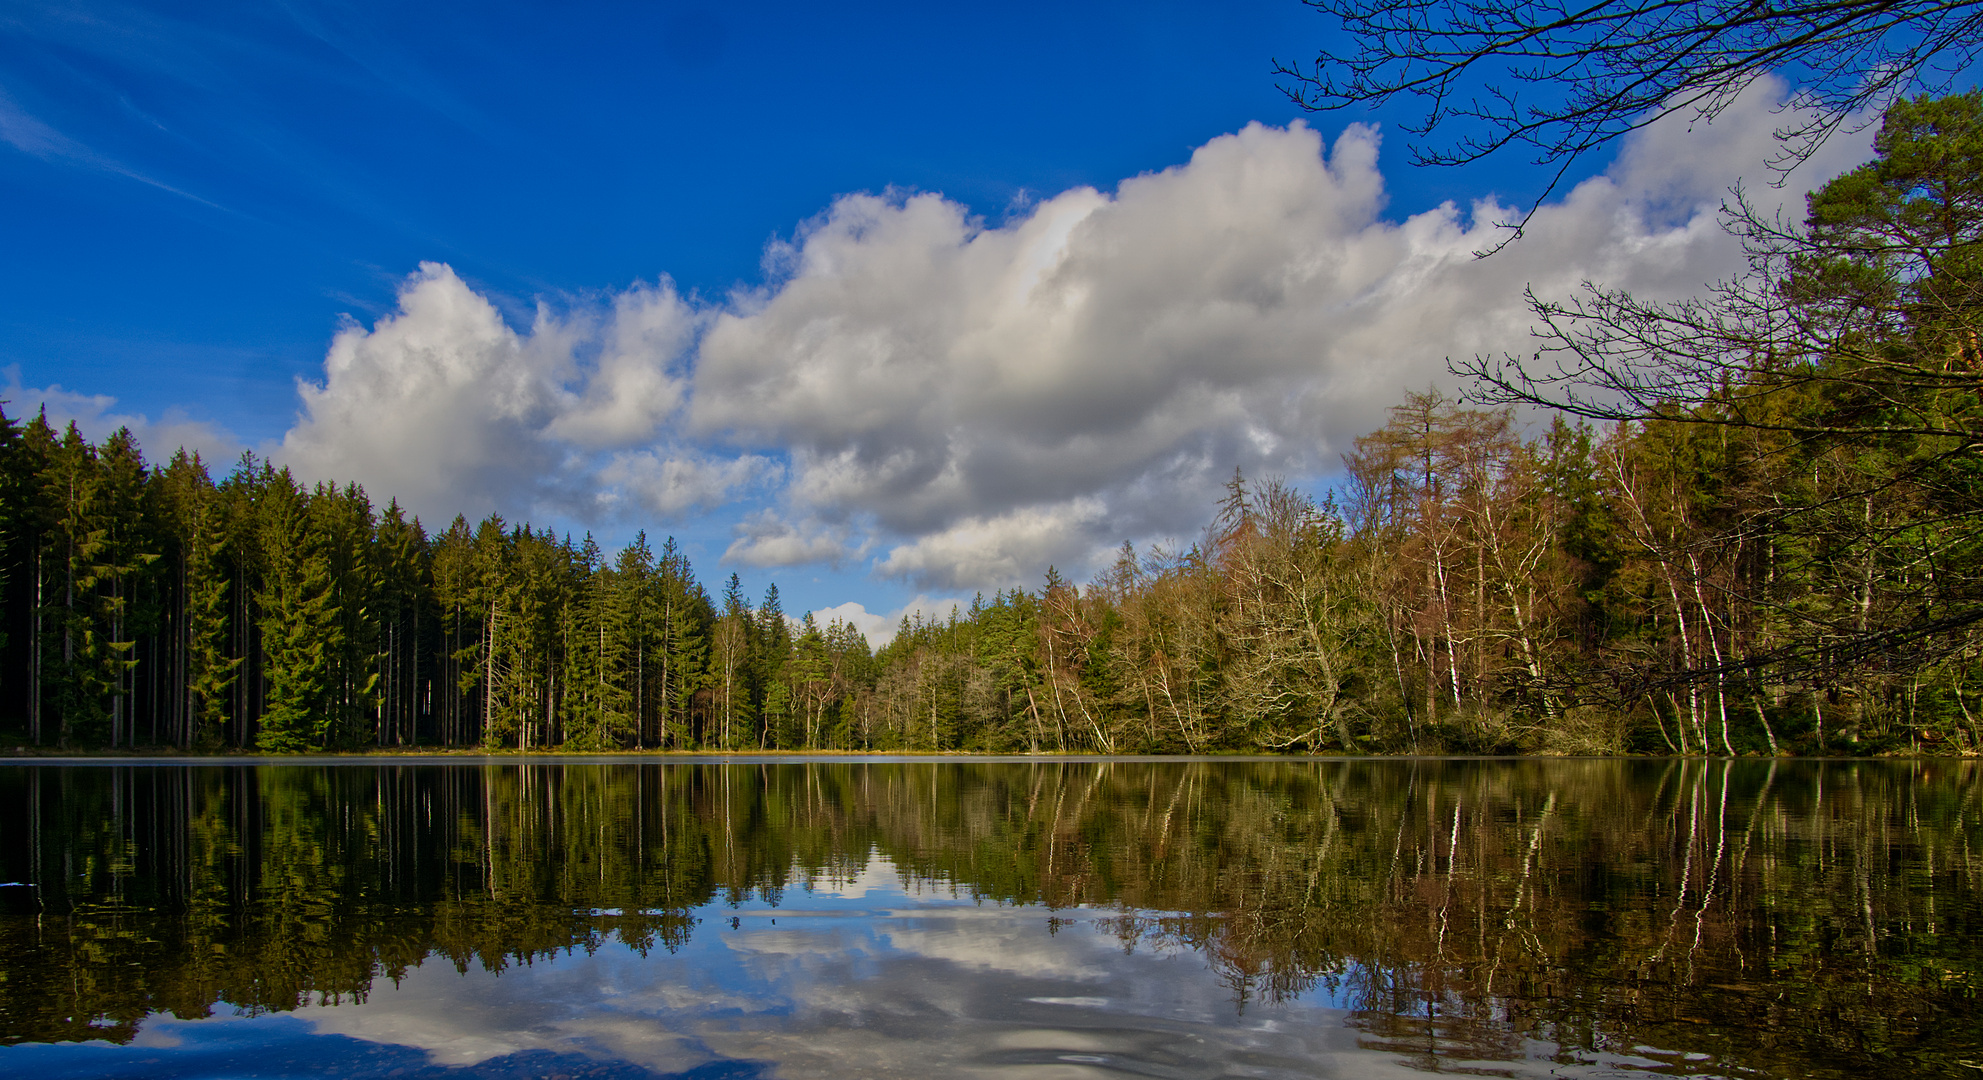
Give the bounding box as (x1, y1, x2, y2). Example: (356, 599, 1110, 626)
(0, 92, 1977, 756)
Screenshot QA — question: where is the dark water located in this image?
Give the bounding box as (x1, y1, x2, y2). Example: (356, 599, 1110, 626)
(0, 758, 1974, 1079)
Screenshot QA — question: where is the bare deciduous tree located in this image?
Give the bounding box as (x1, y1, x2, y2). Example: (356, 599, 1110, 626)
(1276, 0, 1983, 245)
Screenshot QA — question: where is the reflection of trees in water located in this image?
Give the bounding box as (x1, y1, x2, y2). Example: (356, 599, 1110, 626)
(1, 760, 1978, 1076)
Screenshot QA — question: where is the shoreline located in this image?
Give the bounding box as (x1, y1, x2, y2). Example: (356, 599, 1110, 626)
(0, 747, 1963, 763)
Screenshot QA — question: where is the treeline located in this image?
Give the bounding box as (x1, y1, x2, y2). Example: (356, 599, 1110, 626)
(858, 399, 1974, 756)
(2, 93, 1977, 755)
(0, 392, 1970, 756)
(0, 421, 885, 752)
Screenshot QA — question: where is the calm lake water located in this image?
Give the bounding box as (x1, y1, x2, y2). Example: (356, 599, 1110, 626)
(0, 757, 1973, 1079)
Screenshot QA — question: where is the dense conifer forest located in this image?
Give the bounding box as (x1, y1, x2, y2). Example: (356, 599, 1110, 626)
(2, 93, 1978, 755)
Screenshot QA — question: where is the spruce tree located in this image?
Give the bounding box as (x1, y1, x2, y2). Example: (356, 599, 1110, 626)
(254, 472, 342, 752)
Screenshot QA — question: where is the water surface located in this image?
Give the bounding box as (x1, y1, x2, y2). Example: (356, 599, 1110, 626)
(0, 757, 1974, 1078)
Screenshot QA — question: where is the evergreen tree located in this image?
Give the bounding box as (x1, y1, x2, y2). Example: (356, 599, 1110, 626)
(373, 501, 428, 747)
(714, 574, 754, 749)
(653, 537, 710, 748)
(255, 472, 342, 753)
(755, 583, 791, 747)
(155, 451, 238, 749)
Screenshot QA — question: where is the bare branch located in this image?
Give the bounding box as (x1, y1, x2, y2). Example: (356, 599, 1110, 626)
(1276, 0, 1983, 236)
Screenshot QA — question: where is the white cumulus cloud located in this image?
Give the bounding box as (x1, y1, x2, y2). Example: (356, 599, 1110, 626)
(598, 447, 781, 518)
(542, 279, 699, 448)
(677, 78, 1871, 592)
(265, 78, 1872, 595)
(807, 595, 971, 648)
(4, 368, 241, 467)
(278, 263, 759, 527)
(723, 510, 860, 569)
(281, 262, 571, 521)
(874, 500, 1109, 592)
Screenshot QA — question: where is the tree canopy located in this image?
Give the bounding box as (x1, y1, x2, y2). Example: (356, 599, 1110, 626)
(1455, 91, 1983, 691)
(1276, 0, 1983, 240)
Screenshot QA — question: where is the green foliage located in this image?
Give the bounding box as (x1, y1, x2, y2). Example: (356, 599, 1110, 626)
(254, 474, 343, 752)
(0, 430, 728, 753)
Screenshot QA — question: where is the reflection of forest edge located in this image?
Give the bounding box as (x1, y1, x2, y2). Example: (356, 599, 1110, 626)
(1, 760, 1978, 1078)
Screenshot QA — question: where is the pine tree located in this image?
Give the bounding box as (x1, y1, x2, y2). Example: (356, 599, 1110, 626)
(254, 472, 342, 752)
(428, 516, 477, 747)
(155, 451, 239, 749)
(755, 583, 791, 747)
(654, 537, 709, 748)
(0, 407, 39, 741)
(468, 516, 512, 749)
(790, 613, 831, 748)
(41, 424, 128, 746)
(373, 501, 428, 747)
(714, 574, 754, 749)
(612, 532, 655, 747)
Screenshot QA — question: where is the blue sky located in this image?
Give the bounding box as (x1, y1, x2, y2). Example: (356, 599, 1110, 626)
(0, 0, 1880, 641)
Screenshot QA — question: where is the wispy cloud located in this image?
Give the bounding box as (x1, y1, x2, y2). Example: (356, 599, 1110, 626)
(0, 82, 224, 207)
(271, 0, 507, 140)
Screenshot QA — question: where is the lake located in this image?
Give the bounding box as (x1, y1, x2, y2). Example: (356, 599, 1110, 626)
(0, 757, 1973, 1078)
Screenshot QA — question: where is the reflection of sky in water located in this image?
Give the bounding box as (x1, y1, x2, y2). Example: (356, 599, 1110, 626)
(3, 853, 1695, 1080)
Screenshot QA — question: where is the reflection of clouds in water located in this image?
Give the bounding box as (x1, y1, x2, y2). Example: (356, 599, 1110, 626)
(872, 909, 1110, 982)
(792, 848, 908, 899)
(304, 853, 923, 1067)
(286, 865, 1658, 1080)
(288, 904, 1422, 1079)
(300, 943, 748, 1069)
(723, 903, 1109, 983)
